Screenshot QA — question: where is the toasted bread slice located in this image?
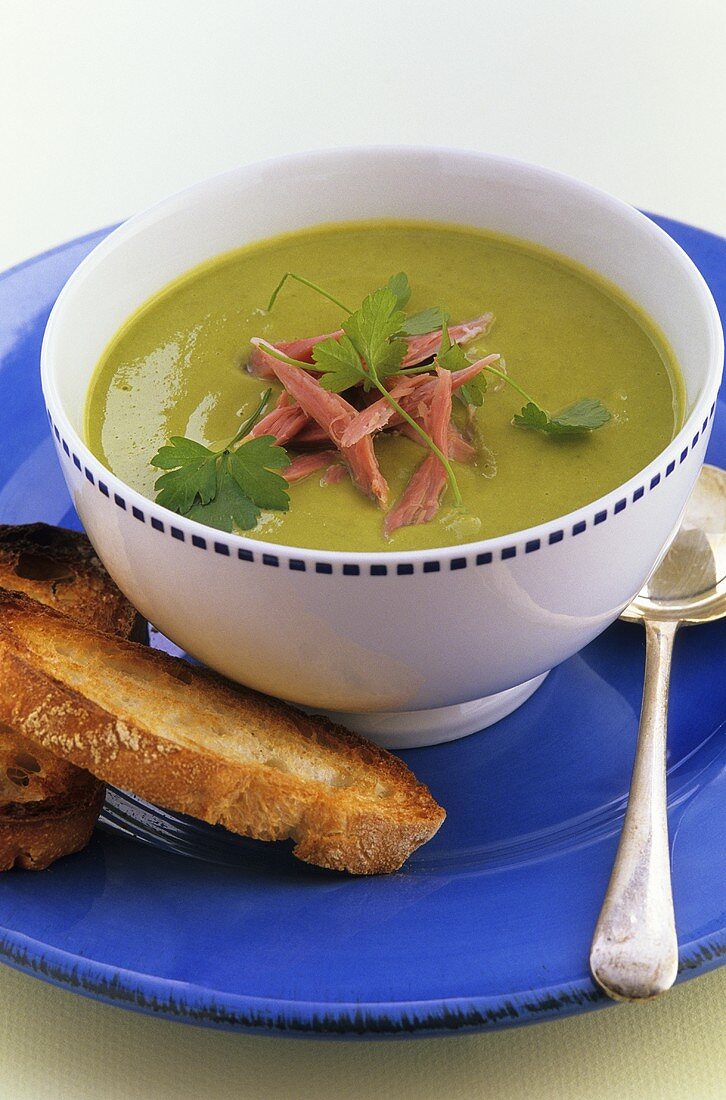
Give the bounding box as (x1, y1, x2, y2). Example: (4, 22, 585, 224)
(0, 589, 445, 874)
(0, 523, 142, 870)
(0, 724, 105, 870)
(0, 523, 142, 638)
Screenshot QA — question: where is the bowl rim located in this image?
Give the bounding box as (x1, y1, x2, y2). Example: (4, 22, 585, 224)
(41, 145, 725, 565)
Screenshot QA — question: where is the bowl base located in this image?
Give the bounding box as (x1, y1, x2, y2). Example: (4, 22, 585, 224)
(316, 672, 550, 750)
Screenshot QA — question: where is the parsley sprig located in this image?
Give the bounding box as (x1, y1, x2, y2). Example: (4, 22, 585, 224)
(480, 365, 612, 434)
(261, 274, 463, 504)
(511, 396, 612, 434)
(260, 271, 612, 505)
(150, 390, 291, 532)
(425, 325, 610, 431)
(265, 271, 610, 437)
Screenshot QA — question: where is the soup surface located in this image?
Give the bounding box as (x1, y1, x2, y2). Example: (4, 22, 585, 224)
(86, 221, 682, 551)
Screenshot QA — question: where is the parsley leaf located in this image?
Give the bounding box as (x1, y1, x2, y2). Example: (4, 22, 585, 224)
(386, 272, 411, 310)
(511, 402, 549, 432)
(435, 322, 487, 407)
(512, 397, 612, 435)
(185, 456, 261, 532)
(343, 286, 407, 382)
(460, 375, 487, 408)
(152, 438, 218, 513)
(547, 398, 612, 431)
(312, 283, 409, 391)
(436, 321, 467, 371)
(228, 435, 291, 510)
(397, 306, 449, 337)
(313, 333, 367, 393)
(150, 390, 291, 533)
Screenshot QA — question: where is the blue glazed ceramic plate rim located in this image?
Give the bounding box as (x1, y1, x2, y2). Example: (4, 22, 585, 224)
(0, 923, 723, 1038)
(0, 216, 723, 1038)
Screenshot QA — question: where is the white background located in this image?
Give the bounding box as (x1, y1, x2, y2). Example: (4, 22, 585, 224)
(2, 0, 725, 271)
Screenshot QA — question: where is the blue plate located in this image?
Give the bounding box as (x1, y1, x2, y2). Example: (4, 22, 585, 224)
(0, 217, 723, 1037)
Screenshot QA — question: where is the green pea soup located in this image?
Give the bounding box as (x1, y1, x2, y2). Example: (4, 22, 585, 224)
(85, 221, 683, 551)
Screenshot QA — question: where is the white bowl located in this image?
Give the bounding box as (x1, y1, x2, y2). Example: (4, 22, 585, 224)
(41, 148, 723, 748)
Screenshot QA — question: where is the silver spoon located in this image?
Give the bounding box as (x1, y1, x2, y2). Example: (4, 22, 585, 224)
(590, 462, 726, 1002)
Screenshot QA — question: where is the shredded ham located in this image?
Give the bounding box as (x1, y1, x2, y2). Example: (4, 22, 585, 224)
(250, 404, 308, 445)
(396, 355, 500, 423)
(261, 361, 493, 449)
(247, 311, 499, 532)
(446, 425, 476, 464)
(398, 421, 476, 464)
(274, 392, 476, 463)
(252, 340, 388, 505)
(248, 329, 344, 378)
(384, 368, 453, 536)
(283, 450, 339, 483)
(340, 355, 499, 447)
(290, 420, 330, 446)
(247, 313, 494, 379)
(321, 462, 347, 486)
(400, 313, 494, 367)
(337, 375, 422, 447)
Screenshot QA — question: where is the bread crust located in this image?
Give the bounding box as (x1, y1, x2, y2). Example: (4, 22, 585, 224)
(0, 523, 140, 637)
(0, 697, 106, 872)
(0, 524, 142, 870)
(0, 589, 445, 874)
(0, 772, 105, 871)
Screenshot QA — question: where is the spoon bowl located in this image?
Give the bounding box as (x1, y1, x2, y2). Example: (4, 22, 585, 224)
(622, 463, 726, 625)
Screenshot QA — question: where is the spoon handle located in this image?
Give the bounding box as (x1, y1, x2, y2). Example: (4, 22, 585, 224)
(590, 618, 680, 1001)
